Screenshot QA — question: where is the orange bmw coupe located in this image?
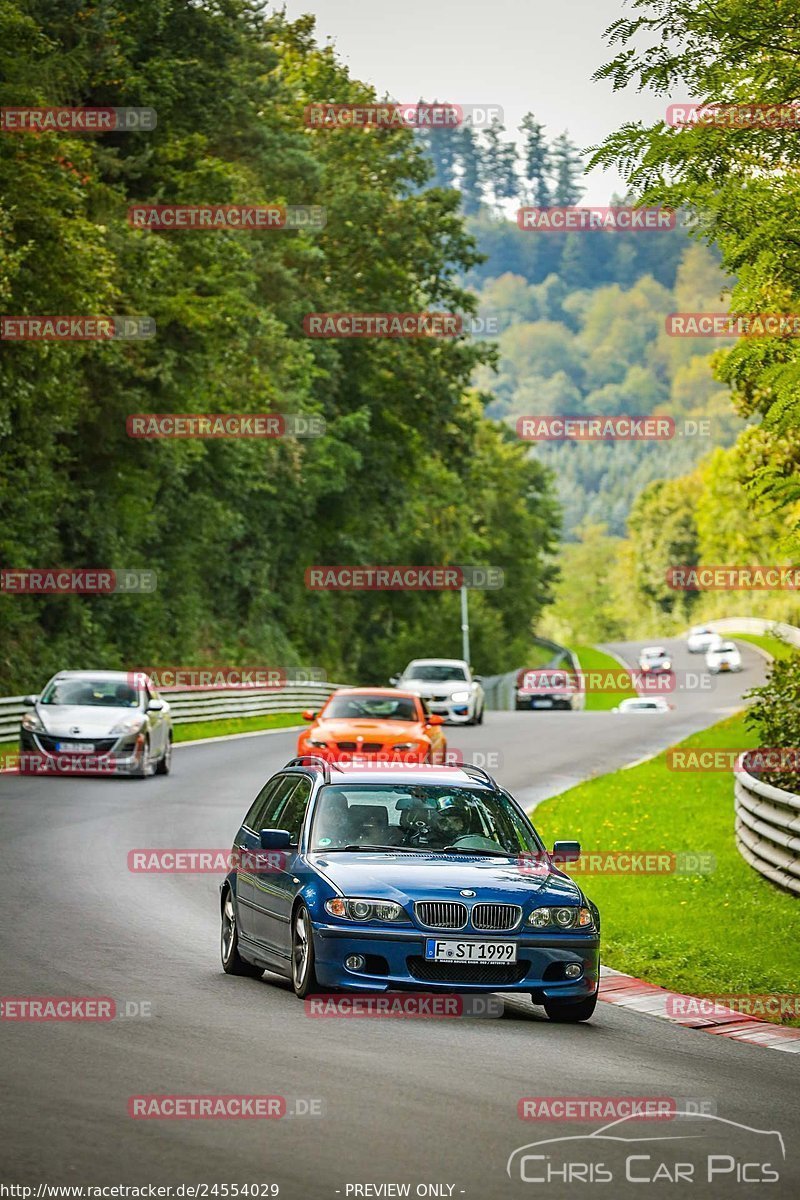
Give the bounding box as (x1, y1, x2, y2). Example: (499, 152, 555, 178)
(297, 688, 447, 764)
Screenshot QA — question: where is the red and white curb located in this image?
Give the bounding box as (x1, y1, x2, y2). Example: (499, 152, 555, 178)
(600, 966, 800, 1053)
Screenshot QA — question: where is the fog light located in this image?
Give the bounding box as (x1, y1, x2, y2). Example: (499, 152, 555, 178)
(564, 963, 582, 979)
(345, 955, 366, 972)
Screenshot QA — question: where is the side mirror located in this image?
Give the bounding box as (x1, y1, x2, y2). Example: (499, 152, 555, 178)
(389, 675, 400, 686)
(260, 828, 291, 850)
(426, 713, 444, 726)
(552, 840, 581, 863)
(472, 675, 483, 683)
(147, 698, 165, 712)
(22, 695, 38, 707)
(301, 709, 317, 721)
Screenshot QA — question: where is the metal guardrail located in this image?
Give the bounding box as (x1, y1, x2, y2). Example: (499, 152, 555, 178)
(706, 619, 800, 894)
(482, 638, 579, 711)
(703, 617, 800, 649)
(735, 756, 800, 896)
(0, 681, 341, 742)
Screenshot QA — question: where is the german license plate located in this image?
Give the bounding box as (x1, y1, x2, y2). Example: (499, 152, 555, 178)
(425, 939, 517, 964)
(56, 742, 94, 752)
(532, 698, 553, 708)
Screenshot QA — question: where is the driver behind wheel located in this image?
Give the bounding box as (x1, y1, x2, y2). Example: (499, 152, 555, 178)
(434, 797, 472, 843)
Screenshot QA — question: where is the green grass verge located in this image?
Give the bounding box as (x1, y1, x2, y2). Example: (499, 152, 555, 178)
(573, 643, 638, 711)
(731, 632, 798, 662)
(534, 711, 800, 1024)
(173, 711, 306, 743)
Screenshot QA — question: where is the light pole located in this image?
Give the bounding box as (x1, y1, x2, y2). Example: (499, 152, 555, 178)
(460, 584, 470, 664)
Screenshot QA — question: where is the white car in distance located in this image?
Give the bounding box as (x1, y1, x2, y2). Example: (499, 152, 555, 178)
(613, 697, 672, 713)
(637, 646, 672, 674)
(391, 658, 485, 725)
(705, 641, 743, 673)
(687, 626, 720, 654)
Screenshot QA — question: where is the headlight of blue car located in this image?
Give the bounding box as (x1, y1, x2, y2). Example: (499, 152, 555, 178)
(528, 906, 594, 930)
(325, 898, 409, 923)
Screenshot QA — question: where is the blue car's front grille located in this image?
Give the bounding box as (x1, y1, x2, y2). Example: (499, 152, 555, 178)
(471, 903, 522, 931)
(407, 957, 529, 985)
(414, 901, 468, 930)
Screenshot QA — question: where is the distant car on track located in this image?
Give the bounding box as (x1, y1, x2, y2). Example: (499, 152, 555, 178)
(391, 658, 484, 725)
(705, 641, 742, 673)
(220, 758, 600, 1020)
(514, 666, 584, 711)
(613, 697, 672, 713)
(637, 646, 672, 674)
(687, 625, 719, 654)
(19, 670, 172, 777)
(297, 687, 447, 764)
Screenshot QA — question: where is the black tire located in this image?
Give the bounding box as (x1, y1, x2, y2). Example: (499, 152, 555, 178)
(544, 988, 599, 1023)
(221, 888, 263, 977)
(291, 903, 320, 998)
(155, 734, 172, 775)
(476, 705, 484, 725)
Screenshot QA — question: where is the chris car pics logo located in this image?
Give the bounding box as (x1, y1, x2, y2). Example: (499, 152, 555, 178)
(507, 1113, 784, 1186)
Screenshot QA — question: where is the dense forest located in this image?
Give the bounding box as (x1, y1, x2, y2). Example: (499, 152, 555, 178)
(0, 0, 560, 692)
(2, 0, 799, 693)
(416, 116, 745, 538)
(540, 0, 800, 641)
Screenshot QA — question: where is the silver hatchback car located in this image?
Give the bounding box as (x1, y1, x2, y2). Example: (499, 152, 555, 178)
(19, 670, 172, 777)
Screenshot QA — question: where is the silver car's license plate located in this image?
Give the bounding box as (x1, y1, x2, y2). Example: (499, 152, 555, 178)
(425, 939, 517, 964)
(56, 741, 94, 752)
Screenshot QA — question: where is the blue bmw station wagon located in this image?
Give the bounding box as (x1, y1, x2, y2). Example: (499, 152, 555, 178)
(220, 759, 600, 1021)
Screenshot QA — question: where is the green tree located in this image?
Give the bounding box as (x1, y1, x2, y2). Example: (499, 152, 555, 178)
(591, 0, 800, 546)
(550, 132, 585, 206)
(519, 113, 551, 207)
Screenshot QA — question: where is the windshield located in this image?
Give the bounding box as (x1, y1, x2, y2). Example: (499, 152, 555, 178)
(309, 784, 544, 854)
(40, 677, 141, 708)
(322, 694, 418, 721)
(402, 664, 467, 682)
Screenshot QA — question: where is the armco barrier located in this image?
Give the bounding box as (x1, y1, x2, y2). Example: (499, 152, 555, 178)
(702, 618, 800, 894)
(735, 755, 800, 896)
(704, 616, 800, 649)
(0, 681, 341, 743)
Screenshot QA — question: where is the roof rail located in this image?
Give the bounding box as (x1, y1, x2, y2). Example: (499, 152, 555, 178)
(283, 755, 344, 784)
(459, 764, 498, 788)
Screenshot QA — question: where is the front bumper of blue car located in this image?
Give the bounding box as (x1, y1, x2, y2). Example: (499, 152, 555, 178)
(312, 922, 600, 998)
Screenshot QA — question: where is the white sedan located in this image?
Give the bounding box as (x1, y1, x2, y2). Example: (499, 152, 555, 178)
(613, 697, 672, 713)
(687, 626, 719, 654)
(705, 641, 743, 673)
(637, 646, 672, 673)
(391, 658, 485, 725)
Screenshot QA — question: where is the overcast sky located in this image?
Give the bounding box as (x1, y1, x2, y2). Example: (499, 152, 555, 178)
(274, 0, 668, 203)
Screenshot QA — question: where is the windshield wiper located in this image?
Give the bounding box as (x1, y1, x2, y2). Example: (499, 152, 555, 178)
(441, 846, 510, 857)
(338, 844, 421, 853)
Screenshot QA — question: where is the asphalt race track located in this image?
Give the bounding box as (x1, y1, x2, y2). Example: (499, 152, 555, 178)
(2, 638, 798, 1198)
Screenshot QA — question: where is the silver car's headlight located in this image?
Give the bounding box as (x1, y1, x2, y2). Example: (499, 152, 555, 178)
(325, 898, 408, 922)
(450, 690, 471, 703)
(110, 715, 146, 736)
(21, 712, 44, 733)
